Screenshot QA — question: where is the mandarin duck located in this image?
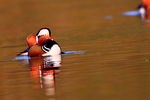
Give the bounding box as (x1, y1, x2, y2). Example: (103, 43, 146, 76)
(18, 28, 61, 57)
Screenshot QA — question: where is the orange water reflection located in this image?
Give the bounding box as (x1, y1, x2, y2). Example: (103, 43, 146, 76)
(22, 55, 61, 97)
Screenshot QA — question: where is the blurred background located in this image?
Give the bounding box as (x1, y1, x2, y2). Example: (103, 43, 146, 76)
(1, 0, 150, 100)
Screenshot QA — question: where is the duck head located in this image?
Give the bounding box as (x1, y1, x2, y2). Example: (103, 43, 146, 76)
(26, 28, 53, 47)
(36, 28, 53, 45)
(36, 28, 51, 37)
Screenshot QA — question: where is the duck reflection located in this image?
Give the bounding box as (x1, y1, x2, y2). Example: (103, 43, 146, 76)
(24, 55, 61, 97)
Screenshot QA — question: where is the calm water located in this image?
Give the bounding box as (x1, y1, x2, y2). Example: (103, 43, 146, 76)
(1, 0, 150, 100)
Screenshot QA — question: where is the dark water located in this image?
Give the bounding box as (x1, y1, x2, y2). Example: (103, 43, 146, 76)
(1, 0, 150, 100)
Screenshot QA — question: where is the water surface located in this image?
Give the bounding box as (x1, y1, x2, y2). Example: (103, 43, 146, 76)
(1, 0, 150, 100)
